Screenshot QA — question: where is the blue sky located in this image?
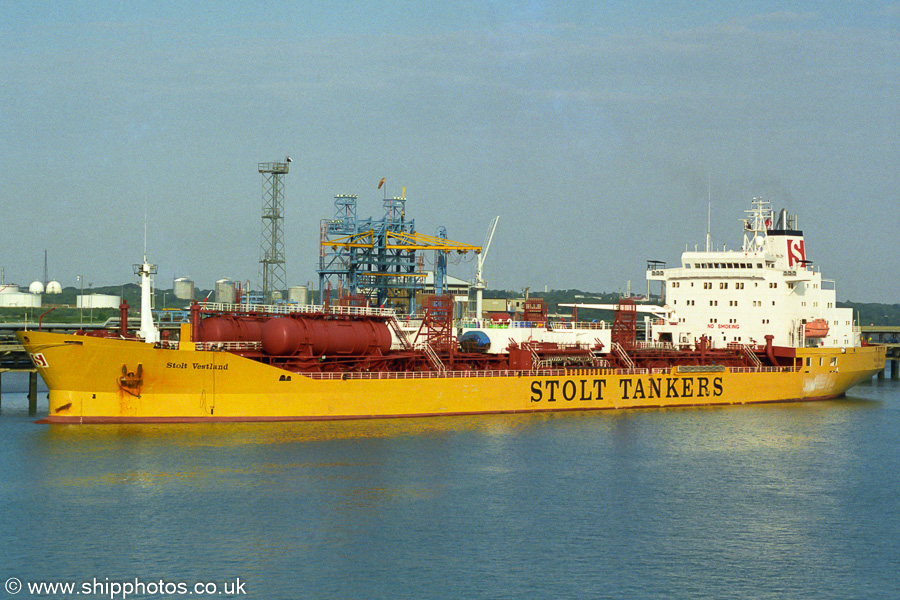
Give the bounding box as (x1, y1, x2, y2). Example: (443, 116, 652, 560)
(1, 1, 898, 302)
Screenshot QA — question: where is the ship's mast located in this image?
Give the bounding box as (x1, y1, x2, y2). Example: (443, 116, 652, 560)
(705, 178, 711, 252)
(742, 197, 773, 252)
(134, 256, 159, 344)
(135, 218, 159, 344)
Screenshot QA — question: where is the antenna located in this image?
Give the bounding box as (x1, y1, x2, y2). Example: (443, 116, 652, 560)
(706, 175, 711, 252)
(143, 203, 149, 262)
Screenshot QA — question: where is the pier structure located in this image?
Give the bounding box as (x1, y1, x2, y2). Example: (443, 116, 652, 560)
(861, 325, 900, 379)
(317, 192, 480, 314)
(0, 328, 39, 414)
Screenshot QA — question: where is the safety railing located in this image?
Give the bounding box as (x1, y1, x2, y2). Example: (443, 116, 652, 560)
(198, 302, 396, 318)
(729, 366, 799, 373)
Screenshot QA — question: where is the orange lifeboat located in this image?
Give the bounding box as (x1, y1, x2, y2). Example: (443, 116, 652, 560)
(804, 318, 829, 338)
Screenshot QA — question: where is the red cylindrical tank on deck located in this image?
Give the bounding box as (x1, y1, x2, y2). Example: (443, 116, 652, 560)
(261, 317, 391, 356)
(196, 315, 263, 343)
(260, 317, 311, 356)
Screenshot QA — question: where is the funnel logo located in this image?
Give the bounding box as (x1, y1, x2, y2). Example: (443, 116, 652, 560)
(787, 238, 805, 267)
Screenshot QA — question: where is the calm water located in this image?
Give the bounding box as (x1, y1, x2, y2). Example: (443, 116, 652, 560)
(1, 372, 899, 600)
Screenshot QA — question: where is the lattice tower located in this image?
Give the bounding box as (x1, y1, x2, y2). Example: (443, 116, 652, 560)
(258, 160, 290, 302)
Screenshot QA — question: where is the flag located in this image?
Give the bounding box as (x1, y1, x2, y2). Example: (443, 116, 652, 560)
(378, 177, 385, 189)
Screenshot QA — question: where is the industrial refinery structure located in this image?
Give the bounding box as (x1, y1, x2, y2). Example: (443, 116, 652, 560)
(317, 190, 482, 314)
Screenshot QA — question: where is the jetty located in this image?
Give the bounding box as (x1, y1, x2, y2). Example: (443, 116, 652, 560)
(860, 325, 900, 379)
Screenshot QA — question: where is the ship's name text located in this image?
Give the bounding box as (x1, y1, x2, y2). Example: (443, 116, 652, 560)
(530, 376, 723, 402)
(166, 361, 229, 371)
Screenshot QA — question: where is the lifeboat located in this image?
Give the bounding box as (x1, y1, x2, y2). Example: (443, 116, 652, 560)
(804, 318, 829, 338)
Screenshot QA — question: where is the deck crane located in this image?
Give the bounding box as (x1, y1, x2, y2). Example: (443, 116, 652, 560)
(472, 216, 499, 318)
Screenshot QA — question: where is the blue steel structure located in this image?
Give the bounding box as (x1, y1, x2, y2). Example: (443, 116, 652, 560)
(435, 226, 448, 295)
(318, 194, 421, 313)
(318, 193, 481, 315)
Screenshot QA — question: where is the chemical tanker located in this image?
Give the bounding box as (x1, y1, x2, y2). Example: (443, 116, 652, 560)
(18, 199, 885, 423)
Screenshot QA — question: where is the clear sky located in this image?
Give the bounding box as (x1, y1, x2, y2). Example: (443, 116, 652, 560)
(1, 1, 898, 302)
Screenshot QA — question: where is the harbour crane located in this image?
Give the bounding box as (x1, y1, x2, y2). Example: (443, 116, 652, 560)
(472, 216, 499, 319)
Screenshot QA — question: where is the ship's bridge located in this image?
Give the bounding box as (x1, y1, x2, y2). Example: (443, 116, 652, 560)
(648, 243, 818, 283)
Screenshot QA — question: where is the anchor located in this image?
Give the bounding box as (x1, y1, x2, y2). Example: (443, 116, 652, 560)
(118, 363, 143, 398)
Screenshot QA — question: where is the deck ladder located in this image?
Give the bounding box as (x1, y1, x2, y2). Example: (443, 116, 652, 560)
(423, 343, 446, 372)
(612, 343, 635, 369)
(387, 317, 413, 350)
(741, 344, 763, 369)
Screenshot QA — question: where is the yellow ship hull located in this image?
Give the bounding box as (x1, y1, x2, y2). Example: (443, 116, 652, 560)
(17, 331, 886, 424)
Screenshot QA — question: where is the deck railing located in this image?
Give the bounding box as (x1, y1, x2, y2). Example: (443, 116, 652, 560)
(729, 366, 799, 373)
(302, 365, 791, 380)
(198, 302, 396, 318)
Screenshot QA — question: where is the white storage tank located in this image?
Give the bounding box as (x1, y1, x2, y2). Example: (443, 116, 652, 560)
(288, 285, 309, 305)
(29, 281, 45, 294)
(173, 277, 195, 300)
(77, 294, 121, 309)
(215, 278, 236, 304)
(0, 285, 41, 307)
(45, 281, 62, 294)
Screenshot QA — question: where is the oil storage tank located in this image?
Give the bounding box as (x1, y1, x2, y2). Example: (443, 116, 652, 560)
(288, 285, 309, 306)
(77, 294, 120, 309)
(215, 278, 236, 304)
(173, 277, 195, 300)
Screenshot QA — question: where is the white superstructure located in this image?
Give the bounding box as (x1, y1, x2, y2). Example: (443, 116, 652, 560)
(647, 198, 857, 349)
